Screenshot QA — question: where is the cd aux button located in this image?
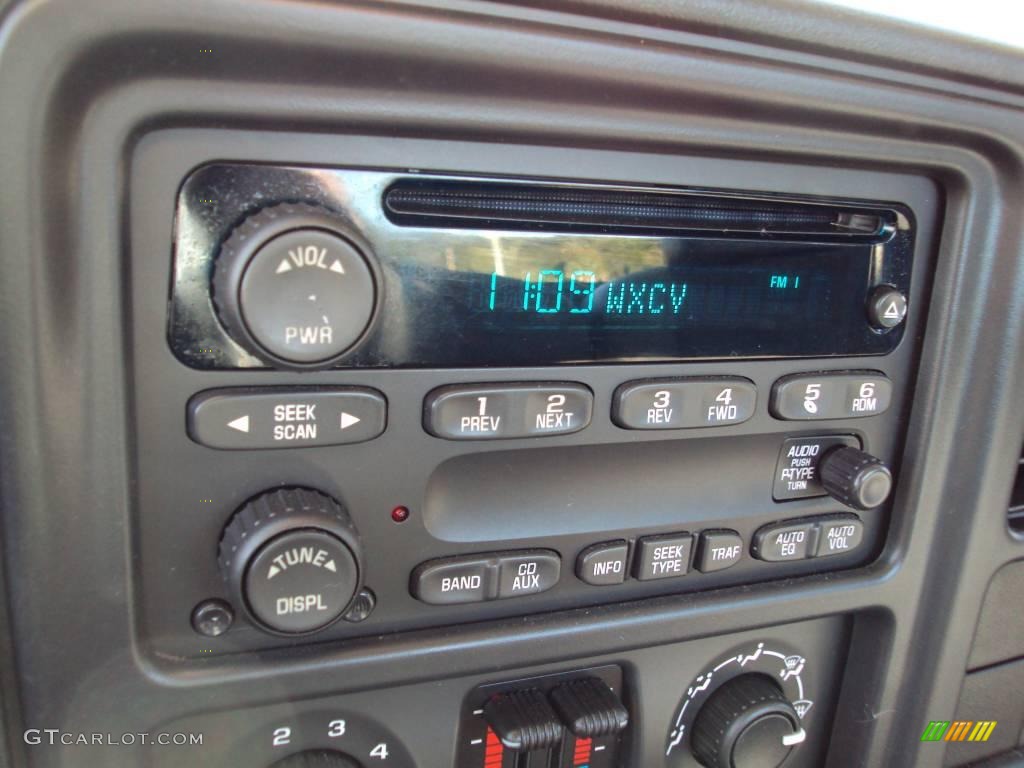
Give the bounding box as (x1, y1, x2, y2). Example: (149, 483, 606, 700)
(424, 383, 592, 440)
(411, 549, 563, 604)
(496, 550, 561, 598)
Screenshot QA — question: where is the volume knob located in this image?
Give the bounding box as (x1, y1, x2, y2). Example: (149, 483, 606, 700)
(819, 446, 893, 510)
(218, 488, 362, 635)
(212, 203, 377, 369)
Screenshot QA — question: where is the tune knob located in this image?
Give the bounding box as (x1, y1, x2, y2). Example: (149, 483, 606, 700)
(690, 674, 805, 768)
(218, 488, 362, 635)
(269, 750, 362, 767)
(818, 446, 893, 510)
(212, 203, 378, 369)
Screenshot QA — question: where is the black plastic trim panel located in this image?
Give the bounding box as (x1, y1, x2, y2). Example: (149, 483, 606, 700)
(0, 2, 1022, 768)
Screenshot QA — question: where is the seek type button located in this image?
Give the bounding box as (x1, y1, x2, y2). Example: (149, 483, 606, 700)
(635, 533, 693, 581)
(497, 550, 561, 598)
(773, 435, 861, 501)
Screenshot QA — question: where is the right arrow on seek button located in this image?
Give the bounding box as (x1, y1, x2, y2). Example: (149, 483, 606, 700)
(340, 412, 360, 430)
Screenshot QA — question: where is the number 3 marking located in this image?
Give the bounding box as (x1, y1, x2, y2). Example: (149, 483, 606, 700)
(328, 719, 346, 738)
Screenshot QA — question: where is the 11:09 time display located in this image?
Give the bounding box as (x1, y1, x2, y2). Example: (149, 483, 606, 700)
(487, 269, 691, 316)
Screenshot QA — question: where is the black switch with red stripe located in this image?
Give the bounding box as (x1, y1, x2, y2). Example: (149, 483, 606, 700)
(456, 666, 627, 768)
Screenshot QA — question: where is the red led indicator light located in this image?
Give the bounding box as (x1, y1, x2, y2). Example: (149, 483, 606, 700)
(573, 737, 592, 766)
(391, 505, 410, 523)
(484, 727, 504, 767)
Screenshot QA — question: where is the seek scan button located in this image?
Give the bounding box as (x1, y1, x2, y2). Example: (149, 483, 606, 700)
(187, 387, 386, 449)
(634, 533, 693, 581)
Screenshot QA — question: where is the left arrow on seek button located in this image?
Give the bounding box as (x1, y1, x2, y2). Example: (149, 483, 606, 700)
(227, 415, 250, 433)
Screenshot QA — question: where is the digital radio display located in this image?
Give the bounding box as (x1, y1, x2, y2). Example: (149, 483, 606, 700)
(382, 237, 873, 365)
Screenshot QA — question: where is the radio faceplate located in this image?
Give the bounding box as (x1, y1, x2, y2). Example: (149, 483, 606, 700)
(133, 148, 933, 660)
(170, 165, 913, 371)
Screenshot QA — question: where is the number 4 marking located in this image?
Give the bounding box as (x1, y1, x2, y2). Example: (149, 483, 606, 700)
(370, 742, 389, 760)
(716, 388, 733, 406)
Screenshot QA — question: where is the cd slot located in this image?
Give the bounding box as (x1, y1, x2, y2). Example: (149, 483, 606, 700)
(384, 180, 893, 241)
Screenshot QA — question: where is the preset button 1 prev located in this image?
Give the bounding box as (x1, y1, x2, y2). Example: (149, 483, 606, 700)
(187, 387, 386, 449)
(424, 383, 593, 440)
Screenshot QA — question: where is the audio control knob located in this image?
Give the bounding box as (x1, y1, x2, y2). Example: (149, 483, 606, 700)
(269, 750, 362, 767)
(218, 488, 362, 635)
(212, 203, 378, 369)
(819, 446, 893, 510)
(690, 674, 805, 768)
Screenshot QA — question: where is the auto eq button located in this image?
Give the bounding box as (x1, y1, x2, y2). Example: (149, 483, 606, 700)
(751, 521, 816, 562)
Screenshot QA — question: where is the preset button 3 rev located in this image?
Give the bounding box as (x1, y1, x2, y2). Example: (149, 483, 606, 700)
(612, 378, 756, 430)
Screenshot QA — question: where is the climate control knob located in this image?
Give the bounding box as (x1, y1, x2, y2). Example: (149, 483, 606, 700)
(212, 203, 377, 369)
(218, 488, 362, 635)
(689, 674, 805, 768)
(269, 750, 362, 767)
(819, 446, 893, 510)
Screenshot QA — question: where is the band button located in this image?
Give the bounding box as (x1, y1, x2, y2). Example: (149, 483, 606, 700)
(410, 558, 494, 605)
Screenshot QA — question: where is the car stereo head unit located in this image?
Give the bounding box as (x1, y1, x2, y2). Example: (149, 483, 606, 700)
(169, 165, 913, 371)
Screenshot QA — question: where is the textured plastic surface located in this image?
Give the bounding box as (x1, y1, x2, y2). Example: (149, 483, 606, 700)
(0, 1, 1023, 768)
